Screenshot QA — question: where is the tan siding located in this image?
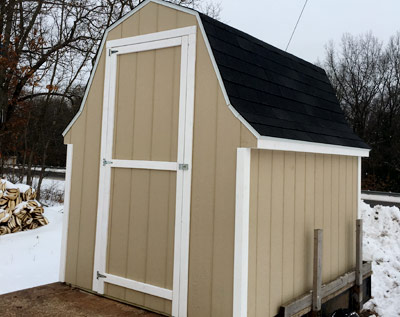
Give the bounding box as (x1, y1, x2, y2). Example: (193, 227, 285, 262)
(294, 152, 306, 296)
(64, 2, 257, 316)
(248, 150, 358, 316)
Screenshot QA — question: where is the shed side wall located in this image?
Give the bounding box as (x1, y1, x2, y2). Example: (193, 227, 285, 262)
(63, 2, 257, 316)
(247, 150, 358, 317)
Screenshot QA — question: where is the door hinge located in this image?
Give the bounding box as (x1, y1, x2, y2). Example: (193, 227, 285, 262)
(109, 49, 118, 56)
(103, 158, 113, 166)
(179, 164, 189, 171)
(97, 271, 106, 279)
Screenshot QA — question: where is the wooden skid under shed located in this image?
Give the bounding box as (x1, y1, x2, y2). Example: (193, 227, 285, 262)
(278, 262, 372, 317)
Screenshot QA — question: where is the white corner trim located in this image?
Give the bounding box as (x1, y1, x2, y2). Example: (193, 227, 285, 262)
(233, 148, 251, 317)
(257, 136, 370, 157)
(357, 157, 362, 219)
(59, 144, 73, 282)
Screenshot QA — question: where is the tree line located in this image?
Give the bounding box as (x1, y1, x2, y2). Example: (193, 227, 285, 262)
(323, 32, 400, 192)
(0, 0, 220, 198)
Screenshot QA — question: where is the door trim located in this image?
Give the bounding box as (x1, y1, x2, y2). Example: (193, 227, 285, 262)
(92, 26, 196, 317)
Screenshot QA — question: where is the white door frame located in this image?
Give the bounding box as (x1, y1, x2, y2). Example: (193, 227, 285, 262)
(92, 26, 197, 317)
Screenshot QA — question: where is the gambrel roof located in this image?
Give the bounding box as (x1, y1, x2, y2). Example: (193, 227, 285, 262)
(63, 0, 369, 153)
(199, 13, 369, 149)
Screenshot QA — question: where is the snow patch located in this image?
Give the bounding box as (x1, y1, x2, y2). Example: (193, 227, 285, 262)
(362, 201, 400, 316)
(0, 205, 63, 295)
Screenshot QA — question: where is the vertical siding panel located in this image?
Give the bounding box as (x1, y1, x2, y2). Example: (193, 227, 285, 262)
(144, 171, 173, 311)
(121, 6, 140, 38)
(346, 157, 354, 271)
(125, 169, 149, 307)
(138, 2, 158, 35)
(211, 90, 240, 316)
(113, 53, 136, 159)
(248, 151, 259, 317)
(74, 45, 105, 289)
(294, 153, 306, 296)
(323, 155, 332, 282)
(352, 158, 358, 267)
(256, 150, 272, 316)
(269, 151, 284, 316)
(338, 156, 347, 274)
(314, 154, 324, 230)
(282, 152, 295, 303)
(157, 4, 178, 32)
(331, 155, 340, 278)
(131, 50, 155, 161)
(151, 47, 179, 162)
(65, 109, 87, 285)
(304, 153, 315, 290)
(187, 32, 218, 316)
(107, 169, 131, 300)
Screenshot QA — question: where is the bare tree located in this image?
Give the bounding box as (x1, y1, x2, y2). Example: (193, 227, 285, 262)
(324, 33, 384, 140)
(0, 0, 222, 196)
(323, 32, 400, 192)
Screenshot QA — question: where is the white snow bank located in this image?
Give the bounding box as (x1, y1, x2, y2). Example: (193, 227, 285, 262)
(362, 201, 400, 316)
(0, 205, 63, 295)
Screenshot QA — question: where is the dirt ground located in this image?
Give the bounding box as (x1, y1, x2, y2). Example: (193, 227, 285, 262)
(0, 283, 162, 317)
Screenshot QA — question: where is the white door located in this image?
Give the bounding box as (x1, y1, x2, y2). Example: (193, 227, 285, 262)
(92, 26, 196, 316)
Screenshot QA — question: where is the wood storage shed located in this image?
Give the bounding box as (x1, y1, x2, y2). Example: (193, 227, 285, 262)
(60, 1, 371, 316)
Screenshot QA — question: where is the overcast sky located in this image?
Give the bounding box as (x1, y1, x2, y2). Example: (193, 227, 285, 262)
(217, 0, 400, 64)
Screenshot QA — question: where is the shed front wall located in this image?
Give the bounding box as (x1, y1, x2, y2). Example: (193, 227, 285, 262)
(247, 149, 358, 316)
(63, 2, 257, 316)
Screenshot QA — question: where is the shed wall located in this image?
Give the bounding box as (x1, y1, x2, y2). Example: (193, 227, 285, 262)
(247, 150, 358, 316)
(63, 2, 257, 316)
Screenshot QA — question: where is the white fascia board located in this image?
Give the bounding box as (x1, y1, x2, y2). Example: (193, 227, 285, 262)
(257, 136, 370, 157)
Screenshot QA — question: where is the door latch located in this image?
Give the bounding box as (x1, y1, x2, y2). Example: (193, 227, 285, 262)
(97, 271, 106, 279)
(103, 158, 113, 166)
(179, 164, 189, 171)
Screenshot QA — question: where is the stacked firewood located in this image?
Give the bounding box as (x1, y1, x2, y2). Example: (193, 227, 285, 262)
(0, 179, 48, 235)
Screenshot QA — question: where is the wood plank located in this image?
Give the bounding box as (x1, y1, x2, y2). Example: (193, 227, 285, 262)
(312, 229, 322, 312)
(355, 219, 363, 311)
(280, 262, 372, 316)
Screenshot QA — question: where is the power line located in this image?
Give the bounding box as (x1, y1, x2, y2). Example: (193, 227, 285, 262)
(285, 0, 309, 51)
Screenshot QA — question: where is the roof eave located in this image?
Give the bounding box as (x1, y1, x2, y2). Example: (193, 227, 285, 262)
(257, 135, 370, 157)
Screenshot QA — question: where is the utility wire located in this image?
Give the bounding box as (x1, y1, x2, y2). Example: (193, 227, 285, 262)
(285, 0, 309, 51)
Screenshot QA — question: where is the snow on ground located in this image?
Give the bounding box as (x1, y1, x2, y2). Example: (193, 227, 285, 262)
(0, 205, 64, 295)
(362, 201, 400, 316)
(0, 177, 65, 295)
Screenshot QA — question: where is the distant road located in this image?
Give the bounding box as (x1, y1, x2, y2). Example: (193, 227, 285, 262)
(361, 190, 400, 208)
(3, 166, 66, 180)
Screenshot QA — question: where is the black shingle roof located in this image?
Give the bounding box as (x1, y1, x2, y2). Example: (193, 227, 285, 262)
(199, 13, 369, 149)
